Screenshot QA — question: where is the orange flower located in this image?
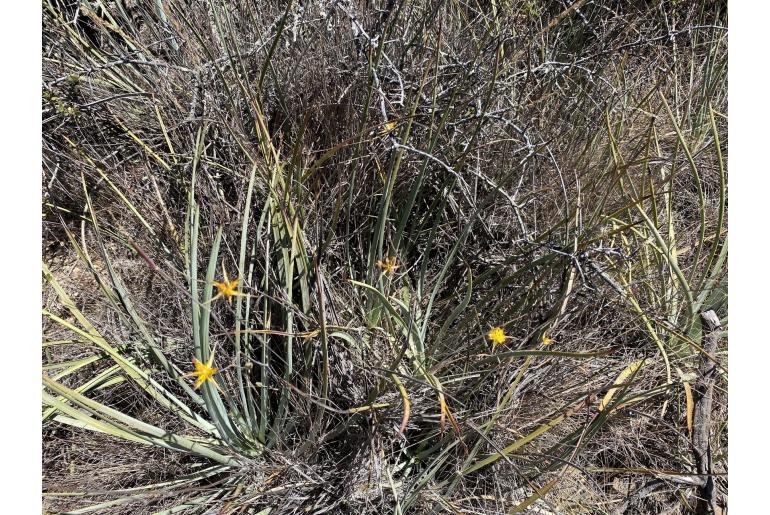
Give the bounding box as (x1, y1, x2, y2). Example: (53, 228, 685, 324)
(376, 256, 400, 275)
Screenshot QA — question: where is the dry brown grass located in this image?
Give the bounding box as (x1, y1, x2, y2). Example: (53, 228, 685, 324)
(43, 1, 727, 513)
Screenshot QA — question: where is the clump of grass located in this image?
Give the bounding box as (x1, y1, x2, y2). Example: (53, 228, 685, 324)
(43, 1, 727, 513)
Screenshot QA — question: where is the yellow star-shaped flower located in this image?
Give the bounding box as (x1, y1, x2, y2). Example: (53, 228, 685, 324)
(184, 354, 219, 390)
(487, 326, 506, 346)
(541, 332, 554, 346)
(212, 264, 246, 304)
(376, 256, 400, 275)
(381, 121, 396, 134)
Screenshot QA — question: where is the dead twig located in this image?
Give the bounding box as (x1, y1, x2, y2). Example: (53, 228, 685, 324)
(692, 310, 721, 514)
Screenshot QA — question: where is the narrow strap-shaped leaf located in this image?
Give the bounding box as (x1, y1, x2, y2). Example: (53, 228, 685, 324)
(43, 310, 217, 435)
(43, 377, 238, 466)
